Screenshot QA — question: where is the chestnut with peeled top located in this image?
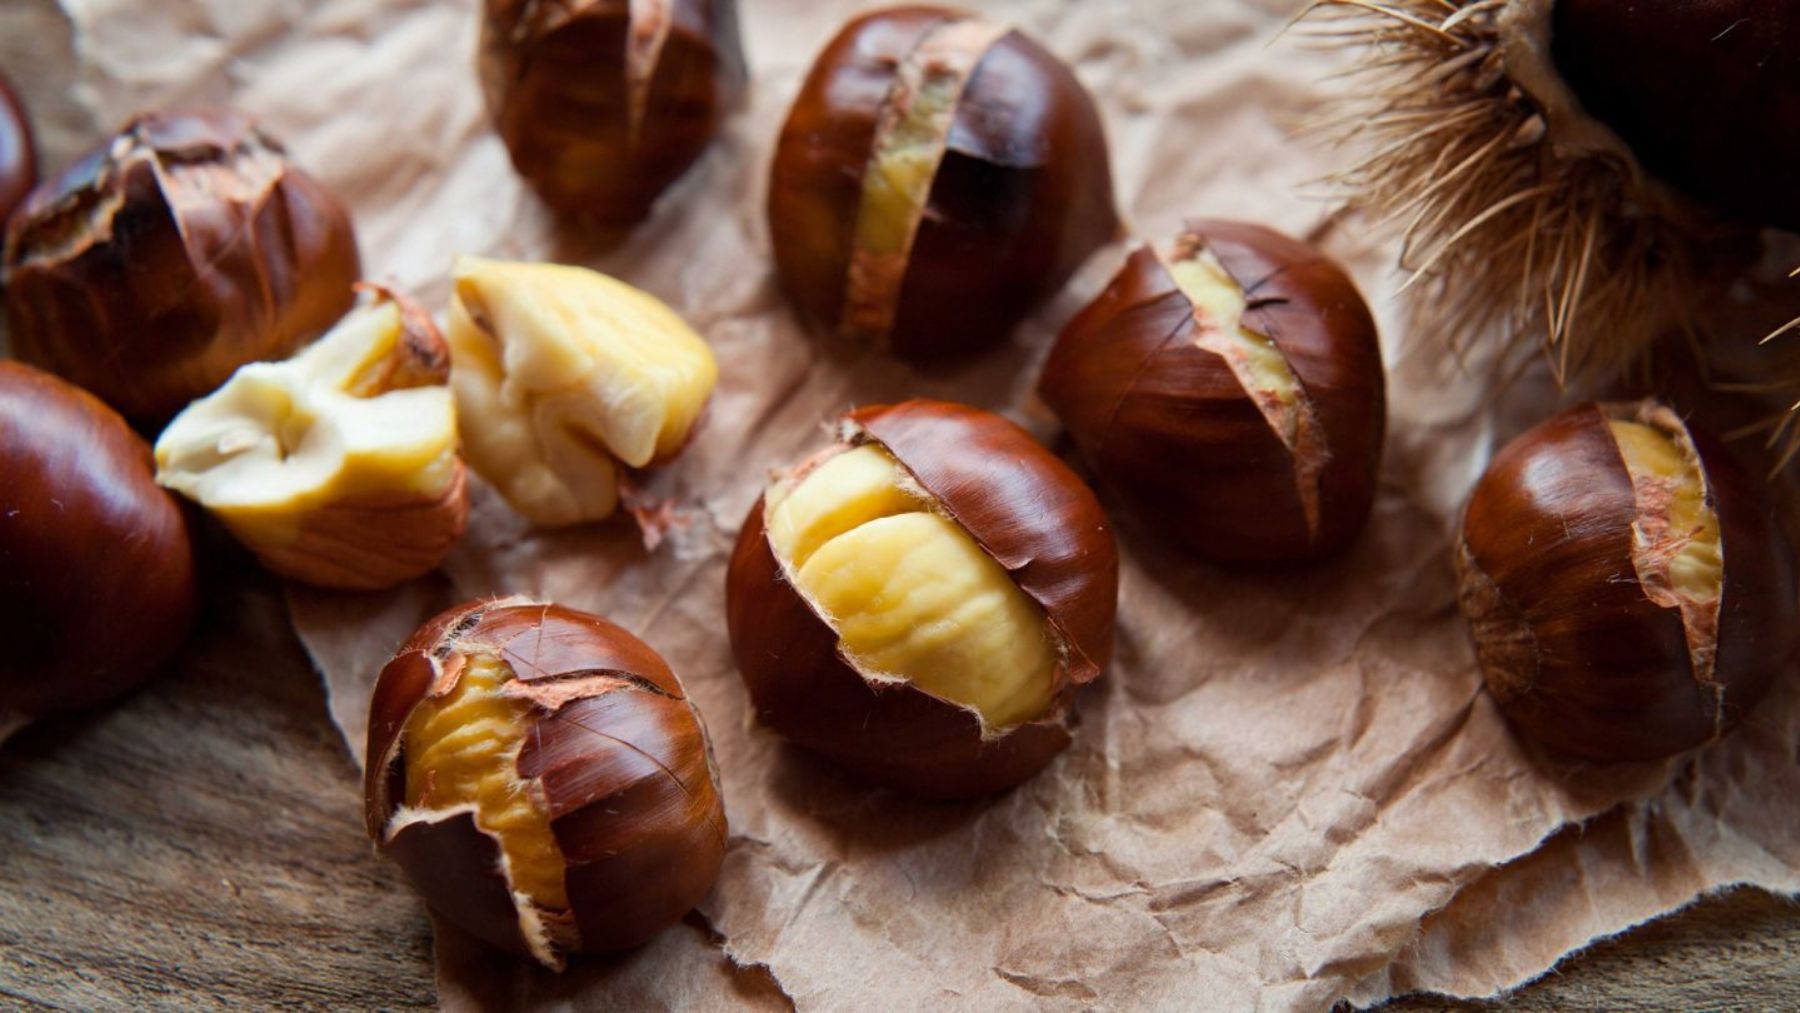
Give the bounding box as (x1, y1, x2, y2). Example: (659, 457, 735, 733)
(725, 399, 1117, 797)
(154, 287, 467, 591)
(1456, 401, 1798, 763)
(1039, 220, 1386, 563)
(2, 109, 359, 424)
(365, 598, 726, 967)
(480, 0, 746, 223)
(0, 362, 197, 728)
(446, 256, 718, 528)
(768, 5, 1118, 362)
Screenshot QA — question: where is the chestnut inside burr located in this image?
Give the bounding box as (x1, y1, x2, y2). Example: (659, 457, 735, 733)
(764, 442, 1059, 730)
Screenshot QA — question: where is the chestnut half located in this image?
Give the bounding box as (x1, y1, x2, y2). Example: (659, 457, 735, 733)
(3, 109, 360, 424)
(725, 399, 1117, 797)
(0, 362, 197, 725)
(1039, 220, 1386, 562)
(768, 5, 1118, 362)
(365, 599, 726, 968)
(480, 0, 746, 223)
(1455, 401, 1798, 763)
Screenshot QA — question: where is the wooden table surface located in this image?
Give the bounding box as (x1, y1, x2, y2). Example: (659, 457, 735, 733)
(4, 4, 1799, 1009)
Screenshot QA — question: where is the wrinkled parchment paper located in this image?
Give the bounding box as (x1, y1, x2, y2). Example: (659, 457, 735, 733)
(60, 0, 1800, 1007)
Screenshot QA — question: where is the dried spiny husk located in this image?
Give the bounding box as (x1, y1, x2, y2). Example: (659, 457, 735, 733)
(725, 399, 1117, 797)
(768, 5, 1119, 362)
(1300, 0, 1762, 389)
(364, 599, 727, 968)
(480, 0, 746, 223)
(154, 287, 467, 591)
(1454, 401, 1797, 762)
(1040, 220, 1385, 562)
(1, 109, 360, 423)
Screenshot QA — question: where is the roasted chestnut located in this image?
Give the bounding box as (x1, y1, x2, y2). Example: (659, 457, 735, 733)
(725, 399, 1117, 797)
(479, 0, 746, 223)
(0, 71, 35, 226)
(768, 5, 1119, 362)
(365, 598, 726, 967)
(2, 109, 360, 424)
(155, 286, 468, 590)
(1039, 220, 1386, 562)
(0, 362, 197, 726)
(1455, 401, 1798, 763)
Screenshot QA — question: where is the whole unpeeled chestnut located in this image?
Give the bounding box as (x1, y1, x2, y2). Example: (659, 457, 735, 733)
(1455, 401, 1798, 763)
(365, 598, 726, 967)
(0, 71, 35, 226)
(0, 362, 197, 725)
(725, 399, 1117, 797)
(2, 109, 360, 424)
(480, 0, 746, 223)
(768, 5, 1119, 362)
(1039, 220, 1386, 562)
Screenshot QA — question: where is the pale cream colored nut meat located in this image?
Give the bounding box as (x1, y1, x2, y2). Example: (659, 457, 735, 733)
(446, 256, 719, 527)
(154, 288, 467, 590)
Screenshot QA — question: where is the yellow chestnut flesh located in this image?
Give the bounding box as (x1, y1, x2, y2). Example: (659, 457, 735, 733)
(447, 256, 718, 527)
(766, 445, 1057, 729)
(402, 654, 568, 912)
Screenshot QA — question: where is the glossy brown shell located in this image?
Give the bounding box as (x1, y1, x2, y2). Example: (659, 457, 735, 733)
(0, 71, 35, 226)
(767, 5, 1118, 361)
(1552, 0, 1800, 231)
(480, 0, 746, 223)
(1039, 220, 1386, 562)
(1455, 403, 1798, 762)
(725, 399, 1118, 797)
(364, 600, 727, 961)
(2, 109, 360, 424)
(0, 362, 197, 717)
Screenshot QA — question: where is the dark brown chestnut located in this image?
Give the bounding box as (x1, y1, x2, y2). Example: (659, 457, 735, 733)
(725, 399, 1117, 797)
(0, 361, 197, 728)
(768, 5, 1119, 362)
(0, 71, 35, 226)
(364, 598, 726, 968)
(479, 0, 746, 224)
(1455, 400, 1798, 763)
(1039, 219, 1386, 563)
(2, 109, 360, 424)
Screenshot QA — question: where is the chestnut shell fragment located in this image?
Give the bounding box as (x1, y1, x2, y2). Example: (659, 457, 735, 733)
(1040, 220, 1386, 562)
(0, 362, 197, 720)
(768, 5, 1118, 361)
(726, 399, 1118, 797)
(2, 109, 360, 424)
(365, 600, 726, 962)
(480, 0, 747, 223)
(1455, 403, 1798, 762)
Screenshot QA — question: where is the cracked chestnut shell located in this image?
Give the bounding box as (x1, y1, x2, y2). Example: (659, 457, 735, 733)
(1039, 220, 1386, 562)
(365, 599, 726, 967)
(2, 109, 360, 424)
(0, 71, 35, 226)
(480, 0, 746, 223)
(0, 362, 196, 723)
(768, 5, 1118, 362)
(725, 399, 1117, 797)
(1455, 401, 1798, 762)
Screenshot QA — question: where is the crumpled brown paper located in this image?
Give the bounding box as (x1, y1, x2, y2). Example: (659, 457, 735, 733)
(59, 0, 1800, 1007)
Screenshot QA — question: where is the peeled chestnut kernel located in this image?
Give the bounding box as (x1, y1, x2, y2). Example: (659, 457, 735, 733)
(2, 109, 360, 423)
(154, 286, 467, 591)
(480, 0, 746, 223)
(1455, 401, 1798, 763)
(365, 598, 726, 968)
(0, 71, 35, 225)
(768, 5, 1119, 362)
(447, 256, 718, 527)
(0, 362, 197, 727)
(1039, 220, 1386, 562)
(725, 399, 1117, 797)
